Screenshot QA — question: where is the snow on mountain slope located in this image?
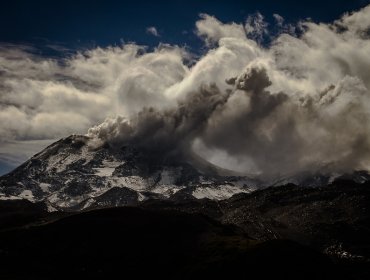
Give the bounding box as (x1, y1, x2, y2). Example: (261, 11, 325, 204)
(0, 135, 257, 210)
(192, 184, 251, 200)
(1, 134, 369, 211)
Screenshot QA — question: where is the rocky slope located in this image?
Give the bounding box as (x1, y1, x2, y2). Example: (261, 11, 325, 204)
(0, 163, 369, 278)
(0, 135, 258, 210)
(2, 134, 369, 211)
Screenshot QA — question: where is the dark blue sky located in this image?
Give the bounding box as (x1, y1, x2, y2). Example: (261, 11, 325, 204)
(1, 0, 370, 51)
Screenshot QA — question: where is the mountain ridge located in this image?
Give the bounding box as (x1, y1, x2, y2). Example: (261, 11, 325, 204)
(0, 134, 257, 210)
(1, 134, 370, 211)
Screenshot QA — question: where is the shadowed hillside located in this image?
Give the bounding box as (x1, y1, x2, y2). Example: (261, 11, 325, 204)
(0, 206, 344, 280)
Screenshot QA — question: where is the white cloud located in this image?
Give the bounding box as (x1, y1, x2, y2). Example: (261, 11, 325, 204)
(146, 26, 160, 37)
(195, 13, 246, 45)
(0, 44, 189, 140)
(2, 5, 370, 176)
(336, 4, 370, 33)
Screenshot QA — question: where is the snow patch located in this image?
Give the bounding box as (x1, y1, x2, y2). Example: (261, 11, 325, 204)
(102, 159, 122, 168)
(39, 182, 51, 192)
(46, 152, 80, 172)
(151, 185, 185, 198)
(46, 203, 58, 212)
(192, 185, 249, 200)
(0, 194, 23, 201)
(108, 176, 149, 191)
(93, 160, 122, 177)
(138, 192, 146, 202)
(93, 167, 115, 177)
(81, 198, 95, 210)
(47, 192, 87, 208)
(19, 190, 35, 202)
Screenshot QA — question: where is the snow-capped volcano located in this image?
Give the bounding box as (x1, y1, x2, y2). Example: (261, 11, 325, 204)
(0, 135, 258, 210)
(1, 134, 370, 211)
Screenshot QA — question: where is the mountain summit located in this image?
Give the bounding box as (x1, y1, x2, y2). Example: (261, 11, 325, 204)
(0, 135, 259, 210)
(1, 134, 370, 211)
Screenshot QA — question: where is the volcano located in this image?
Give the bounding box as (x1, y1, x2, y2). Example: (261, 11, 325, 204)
(0, 135, 370, 279)
(0, 134, 260, 210)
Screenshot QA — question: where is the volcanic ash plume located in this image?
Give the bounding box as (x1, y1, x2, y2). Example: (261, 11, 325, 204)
(3, 5, 370, 177)
(88, 63, 370, 177)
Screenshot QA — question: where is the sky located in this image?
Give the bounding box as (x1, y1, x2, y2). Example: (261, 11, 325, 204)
(1, 0, 369, 51)
(1, 0, 370, 176)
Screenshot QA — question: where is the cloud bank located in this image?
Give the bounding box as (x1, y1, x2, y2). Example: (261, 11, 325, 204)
(2, 5, 370, 177)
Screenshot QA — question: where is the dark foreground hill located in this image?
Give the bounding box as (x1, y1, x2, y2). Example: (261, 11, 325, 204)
(0, 207, 344, 280)
(0, 179, 369, 279)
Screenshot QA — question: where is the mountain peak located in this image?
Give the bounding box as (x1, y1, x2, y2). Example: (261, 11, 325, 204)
(0, 135, 257, 210)
(1, 134, 369, 211)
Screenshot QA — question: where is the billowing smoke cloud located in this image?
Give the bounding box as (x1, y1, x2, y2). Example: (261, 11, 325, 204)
(88, 83, 230, 165)
(202, 67, 370, 176)
(2, 5, 370, 177)
(0, 43, 190, 141)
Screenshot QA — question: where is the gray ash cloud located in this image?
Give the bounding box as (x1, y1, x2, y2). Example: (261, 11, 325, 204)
(3, 5, 370, 177)
(88, 63, 370, 177)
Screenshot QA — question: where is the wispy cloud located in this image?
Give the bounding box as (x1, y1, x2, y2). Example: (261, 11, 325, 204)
(146, 26, 160, 37)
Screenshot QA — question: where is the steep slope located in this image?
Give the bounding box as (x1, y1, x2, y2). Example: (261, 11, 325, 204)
(0, 135, 257, 210)
(1, 134, 370, 213)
